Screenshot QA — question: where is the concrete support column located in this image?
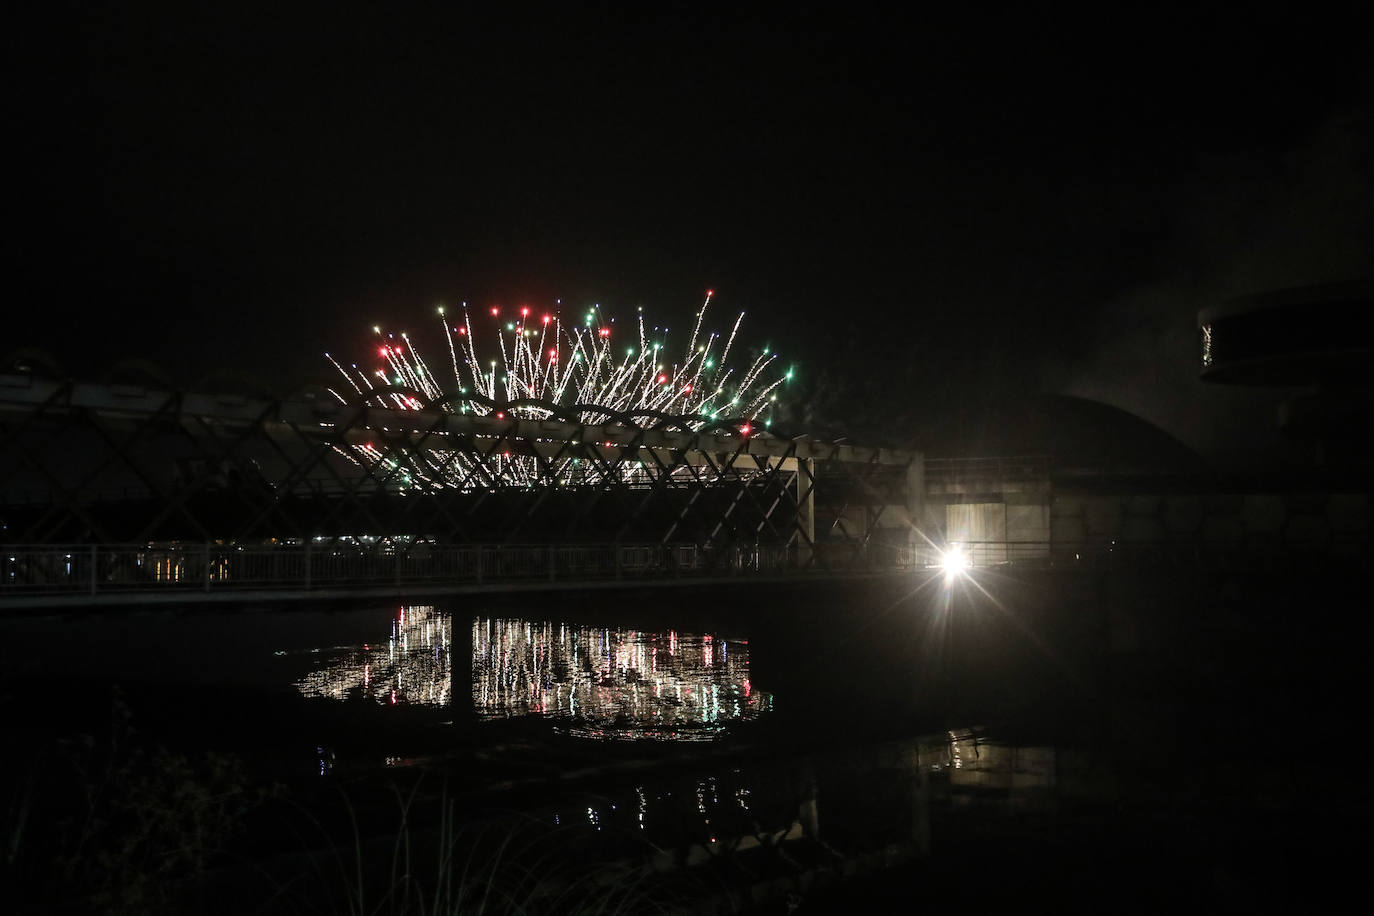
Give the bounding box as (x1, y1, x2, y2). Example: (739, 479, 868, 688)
(449, 612, 474, 732)
(912, 747, 931, 856)
(906, 453, 926, 567)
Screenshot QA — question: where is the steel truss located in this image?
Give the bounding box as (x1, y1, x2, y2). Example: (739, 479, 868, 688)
(0, 374, 922, 570)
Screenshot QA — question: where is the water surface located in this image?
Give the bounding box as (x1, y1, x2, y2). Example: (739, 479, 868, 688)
(289, 606, 772, 741)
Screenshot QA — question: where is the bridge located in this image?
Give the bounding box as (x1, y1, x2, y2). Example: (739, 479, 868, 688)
(0, 371, 926, 607)
(7, 371, 1367, 609)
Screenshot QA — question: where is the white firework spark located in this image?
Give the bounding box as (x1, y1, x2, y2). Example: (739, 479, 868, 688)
(325, 292, 793, 489)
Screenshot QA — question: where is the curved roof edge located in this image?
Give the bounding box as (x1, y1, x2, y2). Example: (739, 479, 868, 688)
(1198, 277, 1374, 325)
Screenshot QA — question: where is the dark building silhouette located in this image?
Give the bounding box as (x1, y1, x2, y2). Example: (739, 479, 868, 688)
(1199, 279, 1374, 477)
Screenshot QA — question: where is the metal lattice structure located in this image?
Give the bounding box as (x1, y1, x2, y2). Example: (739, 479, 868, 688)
(0, 373, 923, 571)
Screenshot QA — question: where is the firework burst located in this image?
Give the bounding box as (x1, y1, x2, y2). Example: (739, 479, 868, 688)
(325, 292, 793, 488)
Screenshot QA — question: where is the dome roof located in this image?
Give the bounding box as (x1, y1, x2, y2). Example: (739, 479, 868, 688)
(922, 393, 1210, 475)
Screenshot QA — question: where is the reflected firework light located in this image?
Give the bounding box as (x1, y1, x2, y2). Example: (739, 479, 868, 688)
(324, 292, 789, 488)
(293, 605, 451, 708)
(538, 727, 1053, 849)
(291, 609, 771, 740)
(473, 617, 771, 740)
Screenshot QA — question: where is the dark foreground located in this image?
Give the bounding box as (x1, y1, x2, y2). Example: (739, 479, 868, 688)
(1, 562, 1363, 913)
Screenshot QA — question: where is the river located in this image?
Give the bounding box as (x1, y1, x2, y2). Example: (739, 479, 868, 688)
(1, 568, 1359, 912)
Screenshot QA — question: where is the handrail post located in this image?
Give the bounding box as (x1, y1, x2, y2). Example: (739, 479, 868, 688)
(90, 544, 97, 597)
(204, 542, 211, 592)
(304, 540, 312, 590)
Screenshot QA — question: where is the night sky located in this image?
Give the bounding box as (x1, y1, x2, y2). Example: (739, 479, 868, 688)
(11, 4, 1373, 467)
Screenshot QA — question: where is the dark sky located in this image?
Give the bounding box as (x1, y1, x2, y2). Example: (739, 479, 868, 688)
(11, 3, 1374, 466)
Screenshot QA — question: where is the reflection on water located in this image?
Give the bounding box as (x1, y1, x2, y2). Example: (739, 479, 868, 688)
(474, 617, 771, 740)
(293, 605, 452, 707)
(538, 726, 1070, 863)
(940, 727, 1057, 789)
(291, 607, 772, 739)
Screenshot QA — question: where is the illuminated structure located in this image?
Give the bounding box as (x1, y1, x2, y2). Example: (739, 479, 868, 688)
(327, 292, 794, 488)
(0, 344, 923, 583)
(0, 295, 949, 608)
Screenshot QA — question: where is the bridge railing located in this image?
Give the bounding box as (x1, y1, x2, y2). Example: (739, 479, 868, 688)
(0, 541, 826, 598)
(7, 535, 1365, 600)
(912, 535, 1370, 570)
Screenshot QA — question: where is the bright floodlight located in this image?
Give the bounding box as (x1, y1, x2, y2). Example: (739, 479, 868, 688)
(941, 545, 969, 580)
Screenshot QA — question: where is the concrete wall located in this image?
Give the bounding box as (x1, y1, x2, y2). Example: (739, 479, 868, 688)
(921, 480, 1053, 560)
(825, 463, 1368, 567)
(1050, 491, 1371, 556)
